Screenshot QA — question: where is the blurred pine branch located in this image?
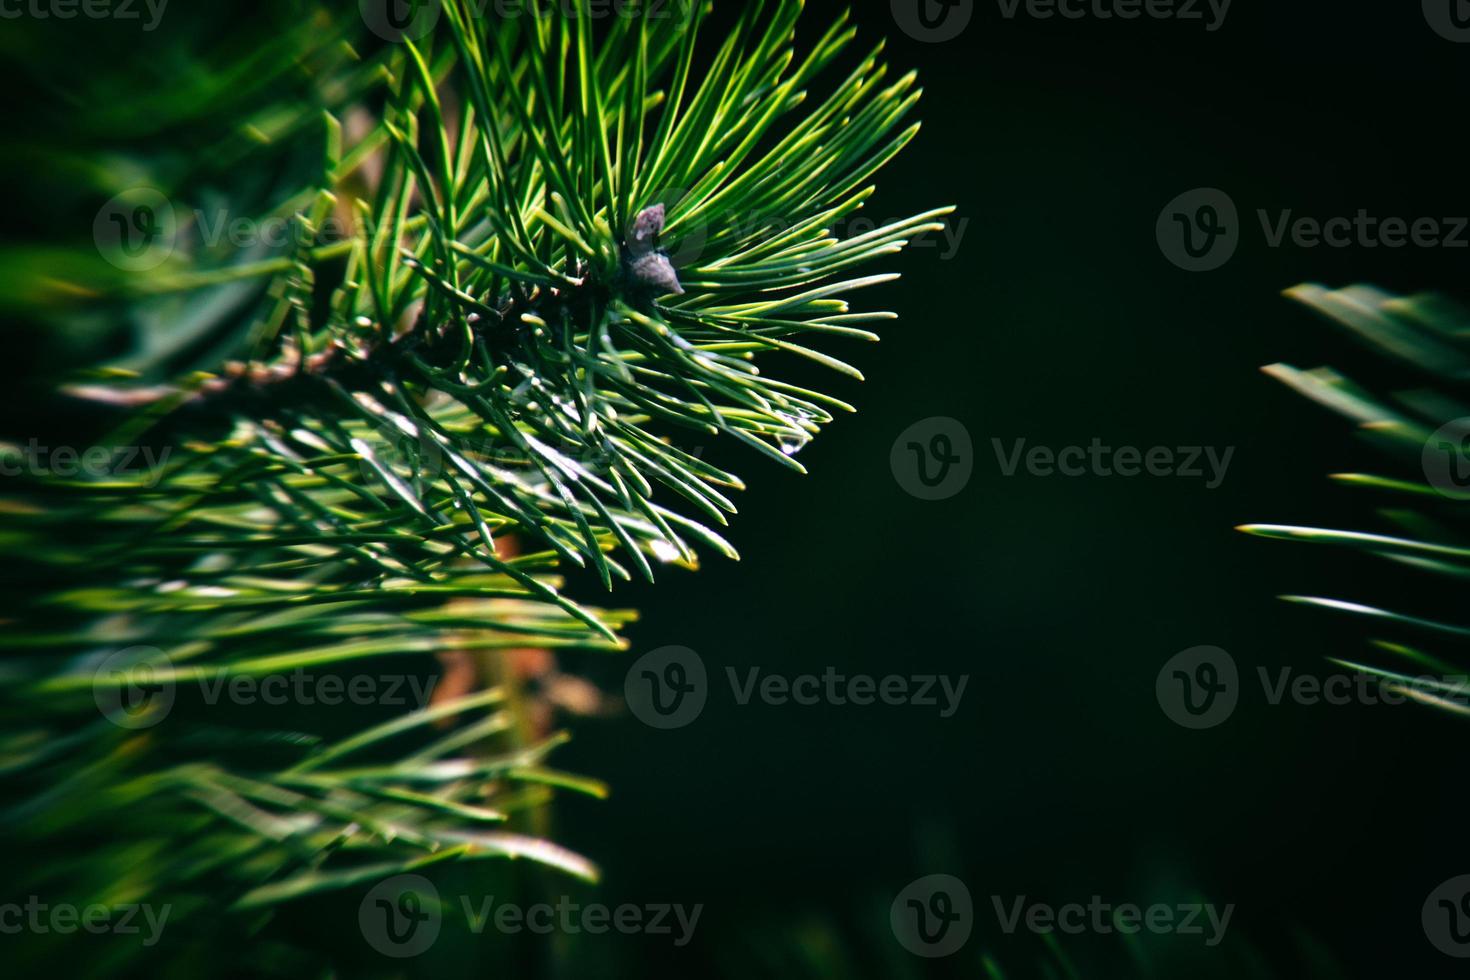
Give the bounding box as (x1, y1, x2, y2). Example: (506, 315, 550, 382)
(1244, 284, 1470, 715)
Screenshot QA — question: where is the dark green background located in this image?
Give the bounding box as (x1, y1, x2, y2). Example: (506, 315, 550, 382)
(551, 1, 1470, 976)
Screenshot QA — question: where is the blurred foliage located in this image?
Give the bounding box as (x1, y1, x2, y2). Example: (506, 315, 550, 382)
(1244, 285, 1470, 715)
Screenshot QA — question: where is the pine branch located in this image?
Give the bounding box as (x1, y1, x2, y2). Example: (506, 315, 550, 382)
(1, 0, 949, 970)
